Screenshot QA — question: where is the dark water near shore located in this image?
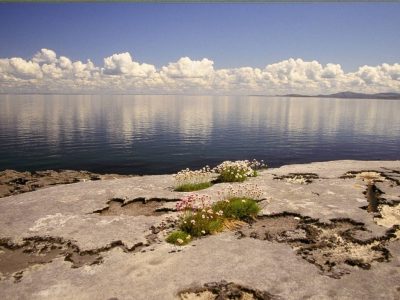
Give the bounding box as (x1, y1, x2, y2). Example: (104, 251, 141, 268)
(0, 94, 399, 174)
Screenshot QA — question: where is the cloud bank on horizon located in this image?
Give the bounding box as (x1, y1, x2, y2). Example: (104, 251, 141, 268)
(1, 49, 399, 95)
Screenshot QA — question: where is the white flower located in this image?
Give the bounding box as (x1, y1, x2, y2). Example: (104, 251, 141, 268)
(201, 230, 206, 234)
(173, 167, 215, 188)
(190, 219, 196, 224)
(177, 238, 184, 244)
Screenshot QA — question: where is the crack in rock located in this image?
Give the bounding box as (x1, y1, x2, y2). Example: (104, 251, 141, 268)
(273, 173, 319, 184)
(0, 236, 151, 283)
(237, 213, 397, 278)
(340, 170, 400, 186)
(179, 280, 282, 300)
(93, 197, 178, 216)
(358, 182, 400, 228)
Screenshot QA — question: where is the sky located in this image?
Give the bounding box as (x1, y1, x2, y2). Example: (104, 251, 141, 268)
(0, 3, 399, 95)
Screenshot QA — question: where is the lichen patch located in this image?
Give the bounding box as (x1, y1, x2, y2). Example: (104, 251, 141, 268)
(0, 236, 151, 282)
(179, 280, 281, 300)
(237, 215, 392, 278)
(375, 204, 400, 228)
(273, 173, 319, 184)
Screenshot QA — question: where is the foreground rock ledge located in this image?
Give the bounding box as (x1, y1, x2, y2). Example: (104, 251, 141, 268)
(0, 160, 399, 300)
(0, 169, 131, 198)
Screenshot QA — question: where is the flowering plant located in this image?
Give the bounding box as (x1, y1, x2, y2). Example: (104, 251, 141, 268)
(176, 194, 212, 211)
(174, 194, 223, 238)
(213, 159, 266, 182)
(217, 183, 264, 201)
(248, 159, 267, 173)
(167, 185, 264, 245)
(173, 167, 215, 191)
(214, 184, 263, 220)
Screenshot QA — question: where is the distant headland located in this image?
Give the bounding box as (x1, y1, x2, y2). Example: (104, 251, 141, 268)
(279, 91, 400, 100)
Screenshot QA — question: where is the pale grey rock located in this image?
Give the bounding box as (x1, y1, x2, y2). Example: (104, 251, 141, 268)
(0, 160, 399, 300)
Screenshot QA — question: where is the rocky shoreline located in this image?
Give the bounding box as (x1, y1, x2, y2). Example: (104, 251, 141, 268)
(0, 169, 131, 198)
(0, 160, 399, 300)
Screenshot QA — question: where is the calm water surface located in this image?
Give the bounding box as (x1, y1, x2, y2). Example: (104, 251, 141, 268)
(0, 95, 399, 174)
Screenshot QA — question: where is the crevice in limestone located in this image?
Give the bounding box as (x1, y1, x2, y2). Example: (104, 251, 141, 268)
(273, 173, 319, 184)
(178, 280, 282, 300)
(340, 170, 400, 185)
(236, 213, 396, 278)
(93, 197, 178, 216)
(357, 182, 400, 229)
(0, 235, 153, 282)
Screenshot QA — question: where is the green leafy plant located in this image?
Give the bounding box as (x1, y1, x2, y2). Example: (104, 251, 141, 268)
(166, 184, 264, 246)
(212, 197, 260, 220)
(179, 210, 224, 237)
(173, 194, 224, 238)
(166, 230, 192, 245)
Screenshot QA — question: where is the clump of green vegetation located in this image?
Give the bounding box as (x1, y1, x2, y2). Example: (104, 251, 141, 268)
(166, 230, 192, 245)
(166, 188, 263, 246)
(213, 159, 267, 182)
(213, 160, 252, 182)
(173, 167, 215, 192)
(179, 210, 224, 237)
(174, 182, 213, 192)
(212, 197, 260, 221)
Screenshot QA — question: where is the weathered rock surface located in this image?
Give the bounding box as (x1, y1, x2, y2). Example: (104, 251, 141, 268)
(0, 169, 130, 198)
(0, 160, 399, 300)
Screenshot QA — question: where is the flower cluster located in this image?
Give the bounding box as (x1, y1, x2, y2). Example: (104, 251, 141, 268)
(178, 194, 224, 237)
(217, 184, 264, 201)
(176, 194, 212, 211)
(167, 187, 263, 245)
(213, 160, 255, 182)
(248, 159, 267, 171)
(173, 166, 215, 190)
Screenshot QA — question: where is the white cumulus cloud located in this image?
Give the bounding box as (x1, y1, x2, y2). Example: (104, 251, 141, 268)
(0, 48, 399, 95)
(32, 48, 57, 64)
(103, 52, 156, 77)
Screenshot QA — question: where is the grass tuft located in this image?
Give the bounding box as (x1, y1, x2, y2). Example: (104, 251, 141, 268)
(212, 197, 261, 220)
(174, 182, 213, 192)
(179, 212, 224, 237)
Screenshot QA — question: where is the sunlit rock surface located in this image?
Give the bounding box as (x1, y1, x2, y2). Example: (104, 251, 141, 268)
(0, 160, 399, 300)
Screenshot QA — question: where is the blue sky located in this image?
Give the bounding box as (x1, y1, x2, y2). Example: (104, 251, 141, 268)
(0, 3, 399, 72)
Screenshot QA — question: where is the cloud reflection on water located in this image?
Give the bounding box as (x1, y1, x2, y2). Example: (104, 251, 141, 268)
(0, 94, 399, 173)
